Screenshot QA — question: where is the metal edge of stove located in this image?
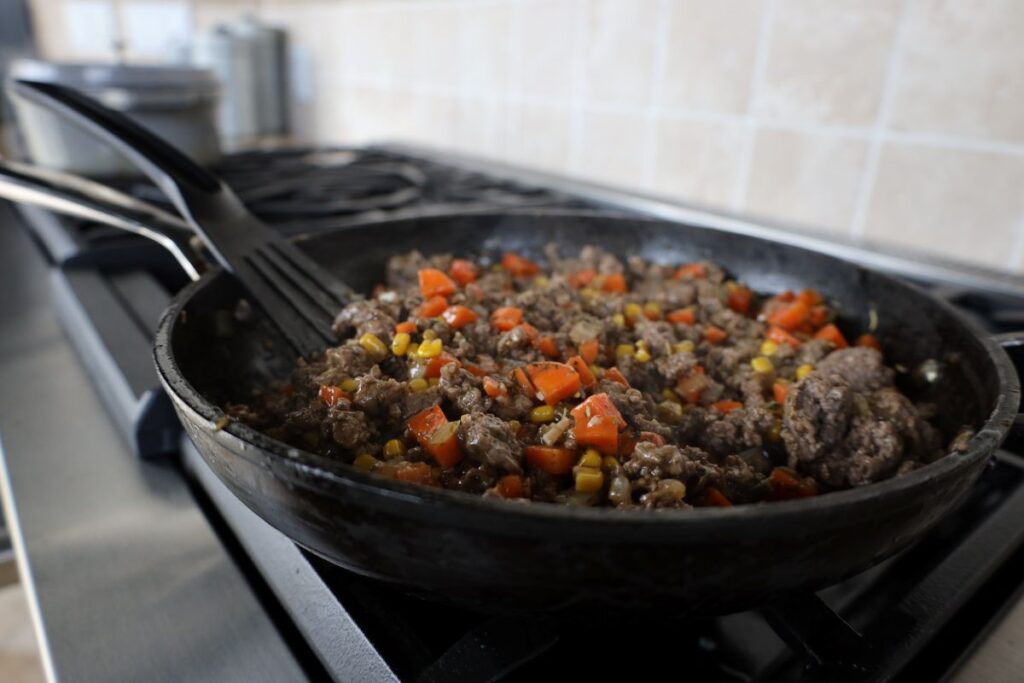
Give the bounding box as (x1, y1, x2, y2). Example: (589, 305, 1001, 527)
(180, 438, 401, 683)
(377, 142, 1024, 301)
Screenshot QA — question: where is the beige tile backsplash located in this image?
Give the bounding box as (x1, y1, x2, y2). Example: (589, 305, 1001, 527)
(26, 0, 1024, 274)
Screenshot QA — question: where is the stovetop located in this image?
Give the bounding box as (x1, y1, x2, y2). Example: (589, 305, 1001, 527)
(12, 143, 1024, 682)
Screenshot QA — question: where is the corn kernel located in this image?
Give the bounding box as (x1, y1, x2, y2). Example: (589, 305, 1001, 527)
(612, 314, 626, 327)
(751, 356, 774, 374)
(383, 439, 407, 459)
(407, 342, 419, 356)
(590, 365, 603, 378)
(533, 275, 550, 288)
(767, 420, 782, 442)
(624, 303, 643, 320)
(391, 332, 411, 356)
(673, 340, 696, 354)
(359, 333, 388, 359)
(725, 280, 738, 293)
(408, 378, 429, 392)
(796, 363, 814, 380)
(661, 388, 681, 403)
(616, 343, 635, 358)
(574, 468, 604, 493)
(643, 302, 662, 318)
(578, 448, 602, 469)
(353, 453, 378, 471)
(529, 405, 556, 423)
(601, 455, 619, 471)
(428, 377, 441, 386)
(415, 338, 443, 359)
(760, 340, 779, 356)
(635, 348, 651, 363)
(340, 378, 358, 393)
(422, 329, 437, 341)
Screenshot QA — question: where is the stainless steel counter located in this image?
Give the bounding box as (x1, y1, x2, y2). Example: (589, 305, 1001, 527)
(0, 202, 306, 682)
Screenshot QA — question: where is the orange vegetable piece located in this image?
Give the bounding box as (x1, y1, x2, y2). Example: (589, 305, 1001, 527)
(700, 486, 733, 507)
(601, 273, 627, 293)
(767, 300, 810, 332)
(526, 362, 582, 405)
(796, 289, 823, 307)
(776, 290, 796, 303)
(604, 367, 631, 387)
(418, 295, 449, 318)
(536, 336, 560, 359)
(638, 431, 667, 446)
(814, 323, 848, 349)
(677, 366, 710, 404)
(395, 321, 417, 334)
(518, 323, 540, 341)
(573, 415, 620, 454)
(448, 259, 479, 286)
(570, 393, 626, 429)
(772, 382, 789, 405)
(395, 462, 435, 486)
(666, 308, 695, 325)
(426, 421, 463, 468)
(491, 306, 523, 331)
(711, 400, 743, 413)
(767, 325, 801, 347)
(856, 333, 882, 351)
(441, 305, 478, 330)
(501, 252, 540, 277)
(727, 287, 754, 315)
(704, 325, 728, 344)
(769, 467, 818, 500)
(318, 385, 350, 408)
(418, 268, 457, 299)
(808, 305, 830, 329)
(673, 263, 707, 280)
(526, 446, 576, 475)
(424, 352, 460, 379)
(482, 376, 507, 398)
(408, 405, 447, 443)
(579, 339, 600, 364)
(513, 367, 536, 396)
(464, 364, 488, 378)
(496, 474, 525, 498)
(567, 355, 596, 388)
(569, 269, 597, 289)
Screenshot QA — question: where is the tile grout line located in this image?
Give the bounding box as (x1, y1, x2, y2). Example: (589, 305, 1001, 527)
(848, 0, 913, 239)
(640, 0, 673, 187)
(730, 0, 776, 212)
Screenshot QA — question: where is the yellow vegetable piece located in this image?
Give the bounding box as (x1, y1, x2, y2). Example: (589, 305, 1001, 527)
(601, 455, 619, 471)
(427, 377, 441, 387)
(751, 356, 774, 374)
(415, 338, 444, 359)
(529, 405, 556, 423)
(578, 448, 602, 469)
(340, 378, 358, 393)
(353, 453, 378, 471)
(673, 340, 696, 353)
(643, 302, 662, 317)
(616, 343, 635, 358)
(359, 333, 388, 359)
(796, 363, 814, 380)
(661, 388, 681, 403)
(611, 314, 626, 327)
(574, 468, 605, 493)
(383, 439, 407, 459)
(760, 340, 779, 356)
(408, 378, 429, 392)
(635, 348, 651, 363)
(422, 329, 437, 341)
(391, 332, 411, 356)
(624, 303, 643, 320)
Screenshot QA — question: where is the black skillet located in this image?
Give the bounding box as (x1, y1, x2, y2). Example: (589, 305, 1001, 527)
(11, 82, 1022, 616)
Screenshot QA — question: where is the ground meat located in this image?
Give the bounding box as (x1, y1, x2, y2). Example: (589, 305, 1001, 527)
(232, 245, 970, 510)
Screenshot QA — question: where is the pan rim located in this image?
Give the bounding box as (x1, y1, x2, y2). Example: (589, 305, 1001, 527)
(154, 210, 1020, 529)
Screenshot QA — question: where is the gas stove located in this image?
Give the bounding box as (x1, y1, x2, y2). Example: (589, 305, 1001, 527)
(6, 143, 1024, 682)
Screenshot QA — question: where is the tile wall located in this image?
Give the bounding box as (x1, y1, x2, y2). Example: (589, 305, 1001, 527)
(26, 0, 1024, 272)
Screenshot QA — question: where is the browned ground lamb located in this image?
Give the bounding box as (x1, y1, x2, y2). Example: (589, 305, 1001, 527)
(228, 245, 972, 510)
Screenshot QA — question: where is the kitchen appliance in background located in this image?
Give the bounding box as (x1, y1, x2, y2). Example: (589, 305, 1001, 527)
(6, 59, 221, 176)
(192, 16, 288, 146)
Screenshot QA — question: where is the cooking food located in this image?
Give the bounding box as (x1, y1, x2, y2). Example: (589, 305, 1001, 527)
(229, 245, 971, 509)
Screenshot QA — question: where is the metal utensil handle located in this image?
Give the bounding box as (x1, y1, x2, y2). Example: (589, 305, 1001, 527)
(0, 161, 204, 280)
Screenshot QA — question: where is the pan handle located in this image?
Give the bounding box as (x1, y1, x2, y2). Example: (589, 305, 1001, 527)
(0, 160, 205, 281)
(994, 332, 1024, 433)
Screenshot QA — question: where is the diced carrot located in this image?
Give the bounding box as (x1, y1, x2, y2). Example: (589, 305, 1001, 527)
(536, 336, 560, 359)
(395, 462, 435, 486)
(418, 295, 448, 317)
(769, 467, 818, 500)
(704, 325, 728, 344)
(776, 290, 796, 303)
(395, 321, 417, 334)
(513, 367, 536, 396)
(727, 287, 754, 315)
(579, 339, 600, 364)
(767, 300, 810, 332)
(491, 306, 523, 331)
(814, 323, 848, 349)
(673, 263, 707, 280)
(604, 367, 631, 387)
(796, 289, 823, 307)
(464, 364, 488, 378)
(601, 273, 628, 293)
(518, 322, 540, 341)
(496, 474, 525, 498)
(711, 400, 743, 413)
(426, 421, 463, 468)
(574, 415, 620, 454)
(318, 385, 350, 408)
(677, 366, 710, 404)
(808, 305, 830, 329)
(569, 269, 597, 289)
(567, 355, 597, 388)
(408, 405, 447, 443)
(856, 333, 882, 351)
(570, 393, 626, 429)
(441, 305, 478, 330)
(700, 486, 733, 507)
(526, 362, 582, 405)
(638, 431, 666, 446)
(767, 325, 802, 347)
(483, 376, 507, 398)
(418, 268, 457, 299)
(501, 252, 540, 277)
(424, 352, 460, 379)
(772, 382, 789, 405)
(448, 259, 479, 287)
(525, 446, 576, 475)
(666, 308, 695, 325)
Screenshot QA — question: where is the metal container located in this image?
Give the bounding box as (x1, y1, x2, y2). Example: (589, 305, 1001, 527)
(6, 59, 221, 177)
